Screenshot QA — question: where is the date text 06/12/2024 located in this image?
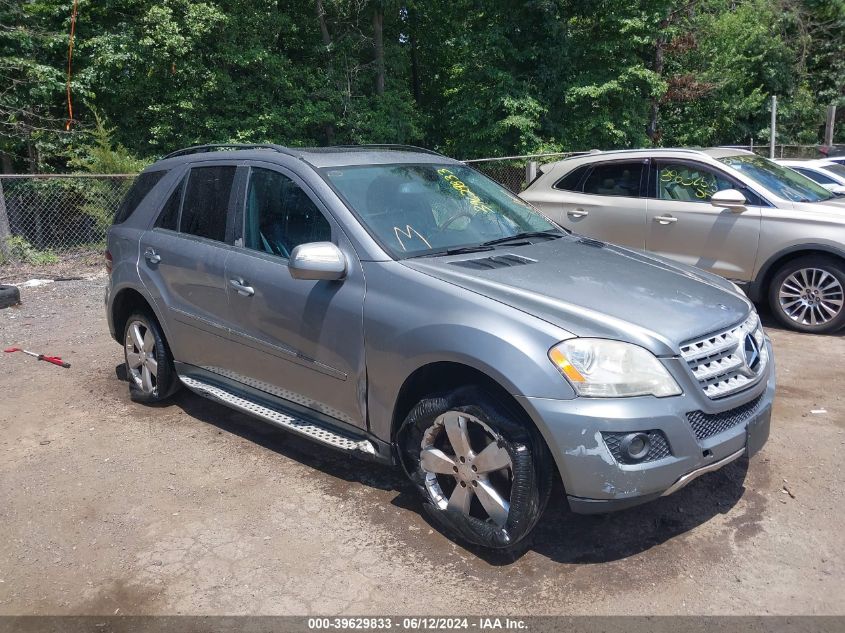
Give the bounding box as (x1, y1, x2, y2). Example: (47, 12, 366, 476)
(307, 617, 528, 630)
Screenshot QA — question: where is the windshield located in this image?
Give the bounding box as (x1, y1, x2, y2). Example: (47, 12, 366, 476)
(323, 163, 560, 257)
(718, 154, 833, 202)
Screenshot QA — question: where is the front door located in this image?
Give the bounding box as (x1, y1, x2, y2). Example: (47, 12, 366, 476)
(138, 162, 241, 369)
(645, 159, 762, 281)
(222, 163, 367, 429)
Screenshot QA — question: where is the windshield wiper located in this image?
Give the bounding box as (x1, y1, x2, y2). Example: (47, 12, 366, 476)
(480, 230, 564, 247)
(408, 245, 496, 258)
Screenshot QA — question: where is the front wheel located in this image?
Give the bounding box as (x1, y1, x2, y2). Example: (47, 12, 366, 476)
(768, 256, 845, 333)
(398, 386, 552, 550)
(123, 312, 179, 403)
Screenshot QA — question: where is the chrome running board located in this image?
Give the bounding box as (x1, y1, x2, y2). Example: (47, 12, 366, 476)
(179, 375, 377, 456)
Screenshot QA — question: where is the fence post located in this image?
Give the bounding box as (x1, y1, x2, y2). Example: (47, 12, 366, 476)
(770, 96, 777, 160)
(0, 179, 11, 259)
(525, 161, 538, 188)
(825, 105, 837, 147)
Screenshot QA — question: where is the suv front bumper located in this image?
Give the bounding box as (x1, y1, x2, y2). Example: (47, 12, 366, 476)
(517, 339, 775, 514)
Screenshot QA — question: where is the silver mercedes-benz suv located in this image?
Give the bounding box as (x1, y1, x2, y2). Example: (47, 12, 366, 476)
(105, 144, 775, 550)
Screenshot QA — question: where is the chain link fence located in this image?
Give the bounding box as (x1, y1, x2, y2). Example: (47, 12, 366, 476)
(464, 152, 582, 193)
(0, 174, 135, 269)
(0, 143, 839, 272)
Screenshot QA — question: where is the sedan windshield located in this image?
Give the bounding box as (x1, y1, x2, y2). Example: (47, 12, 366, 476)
(718, 154, 833, 202)
(323, 163, 561, 258)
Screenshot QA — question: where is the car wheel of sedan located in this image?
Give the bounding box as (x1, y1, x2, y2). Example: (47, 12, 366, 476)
(398, 386, 552, 551)
(124, 312, 179, 403)
(769, 256, 845, 333)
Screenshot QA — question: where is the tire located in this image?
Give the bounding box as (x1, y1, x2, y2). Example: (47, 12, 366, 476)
(0, 284, 21, 309)
(397, 386, 553, 551)
(123, 312, 179, 403)
(768, 255, 845, 334)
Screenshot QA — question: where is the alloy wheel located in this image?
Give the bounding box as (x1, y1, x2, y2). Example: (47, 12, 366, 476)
(419, 411, 513, 527)
(125, 320, 158, 394)
(778, 267, 844, 327)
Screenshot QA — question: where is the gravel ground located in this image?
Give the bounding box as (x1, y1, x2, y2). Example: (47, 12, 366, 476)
(0, 273, 843, 616)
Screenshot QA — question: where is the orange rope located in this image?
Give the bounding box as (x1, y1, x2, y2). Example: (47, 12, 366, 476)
(65, 0, 78, 130)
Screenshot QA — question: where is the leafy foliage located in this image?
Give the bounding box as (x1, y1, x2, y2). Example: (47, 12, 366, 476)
(0, 0, 842, 169)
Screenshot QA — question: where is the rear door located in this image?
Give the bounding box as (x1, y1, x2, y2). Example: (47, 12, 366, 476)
(645, 159, 762, 281)
(138, 161, 243, 368)
(222, 162, 368, 429)
(533, 160, 648, 249)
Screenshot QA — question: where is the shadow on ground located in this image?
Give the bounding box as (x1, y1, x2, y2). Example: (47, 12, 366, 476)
(118, 362, 753, 569)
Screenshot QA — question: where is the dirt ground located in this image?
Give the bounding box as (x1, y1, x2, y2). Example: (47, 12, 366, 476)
(0, 272, 843, 616)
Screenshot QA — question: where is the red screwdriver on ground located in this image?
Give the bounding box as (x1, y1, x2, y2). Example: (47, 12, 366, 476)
(4, 347, 71, 368)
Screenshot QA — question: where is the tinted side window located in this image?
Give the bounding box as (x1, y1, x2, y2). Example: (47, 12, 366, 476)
(244, 168, 331, 258)
(582, 162, 643, 197)
(657, 162, 734, 202)
(554, 165, 589, 191)
(180, 166, 236, 242)
(113, 171, 166, 224)
(795, 167, 836, 185)
(154, 178, 184, 230)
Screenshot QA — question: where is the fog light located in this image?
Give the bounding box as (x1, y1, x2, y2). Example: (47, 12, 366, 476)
(620, 432, 650, 462)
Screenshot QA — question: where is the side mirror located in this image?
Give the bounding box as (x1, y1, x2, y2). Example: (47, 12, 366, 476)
(710, 189, 747, 211)
(288, 242, 347, 281)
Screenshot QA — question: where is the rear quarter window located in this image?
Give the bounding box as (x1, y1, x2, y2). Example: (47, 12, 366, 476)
(113, 171, 166, 225)
(553, 165, 589, 191)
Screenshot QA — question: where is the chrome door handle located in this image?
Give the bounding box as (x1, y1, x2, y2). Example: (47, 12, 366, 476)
(229, 278, 255, 297)
(653, 215, 678, 225)
(144, 247, 161, 264)
(567, 209, 589, 218)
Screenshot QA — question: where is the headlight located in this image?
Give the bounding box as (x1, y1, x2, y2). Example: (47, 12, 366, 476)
(548, 339, 682, 398)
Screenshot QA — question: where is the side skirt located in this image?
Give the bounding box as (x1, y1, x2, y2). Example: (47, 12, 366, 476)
(175, 363, 393, 465)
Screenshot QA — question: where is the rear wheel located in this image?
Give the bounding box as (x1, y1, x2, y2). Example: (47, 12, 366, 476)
(768, 256, 845, 333)
(398, 386, 552, 551)
(123, 312, 179, 403)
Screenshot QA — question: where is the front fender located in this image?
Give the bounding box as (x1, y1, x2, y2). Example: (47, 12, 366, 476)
(362, 261, 574, 442)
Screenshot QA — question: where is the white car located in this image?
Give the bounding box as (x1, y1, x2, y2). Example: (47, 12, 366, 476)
(776, 159, 845, 195)
(520, 147, 845, 333)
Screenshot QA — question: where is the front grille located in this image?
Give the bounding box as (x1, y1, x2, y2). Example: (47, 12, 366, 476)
(680, 312, 767, 399)
(602, 430, 671, 464)
(686, 395, 764, 440)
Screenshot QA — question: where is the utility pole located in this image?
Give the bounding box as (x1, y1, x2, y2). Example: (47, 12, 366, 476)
(770, 96, 777, 159)
(824, 105, 836, 147)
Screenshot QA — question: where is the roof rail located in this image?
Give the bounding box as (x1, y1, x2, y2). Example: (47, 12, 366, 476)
(325, 144, 445, 156)
(162, 143, 296, 160)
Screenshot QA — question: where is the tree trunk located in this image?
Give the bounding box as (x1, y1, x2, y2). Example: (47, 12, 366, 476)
(0, 179, 11, 259)
(408, 7, 422, 105)
(0, 152, 12, 174)
(316, 0, 336, 144)
(647, 33, 666, 144)
(373, 10, 385, 96)
(316, 0, 331, 47)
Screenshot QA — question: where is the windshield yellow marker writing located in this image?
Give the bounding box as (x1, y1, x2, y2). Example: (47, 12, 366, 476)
(437, 168, 493, 213)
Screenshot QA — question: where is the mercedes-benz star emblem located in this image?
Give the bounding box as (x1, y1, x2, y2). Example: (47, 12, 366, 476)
(743, 334, 761, 372)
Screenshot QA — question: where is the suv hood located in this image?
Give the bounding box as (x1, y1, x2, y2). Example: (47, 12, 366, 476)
(402, 236, 751, 356)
